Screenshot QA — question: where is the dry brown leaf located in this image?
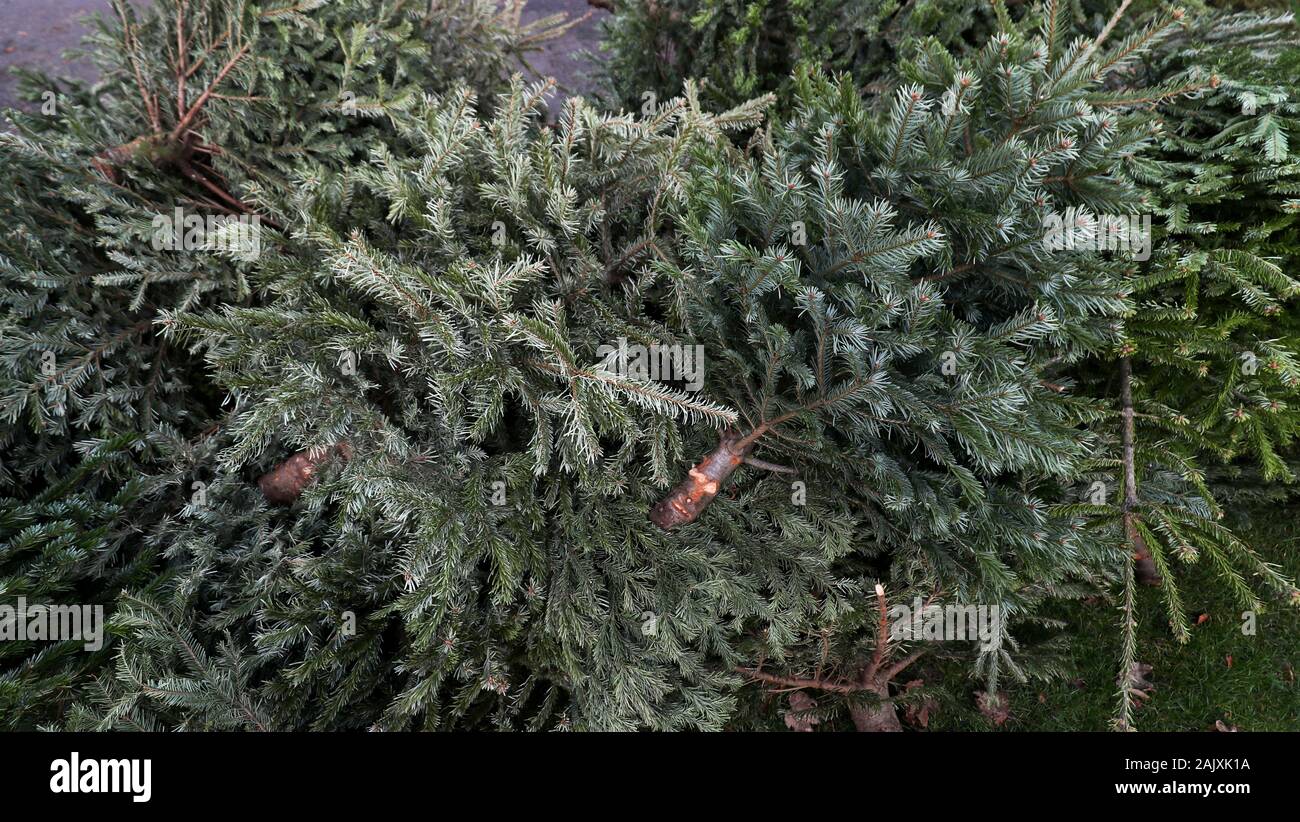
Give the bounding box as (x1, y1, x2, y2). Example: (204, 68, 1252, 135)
(976, 690, 1010, 726)
(1118, 662, 1155, 702)
(784, 691, 819, 732)
(902, 680, 936, 729)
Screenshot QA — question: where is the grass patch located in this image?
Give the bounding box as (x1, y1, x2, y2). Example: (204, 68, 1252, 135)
(924, 520, 1300, 731)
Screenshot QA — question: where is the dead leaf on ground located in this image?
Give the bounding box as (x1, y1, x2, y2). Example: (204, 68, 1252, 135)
(976, 690, 1010, 726)
(1119, 662, 1155, 702)
(784, 691, 819, 732)
(902, 679, 937, 729)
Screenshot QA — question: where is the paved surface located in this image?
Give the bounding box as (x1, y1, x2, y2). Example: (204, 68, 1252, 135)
(0, 0, 109, 111)
(0, 0, 605, 113)
(524, 0, 607, 101)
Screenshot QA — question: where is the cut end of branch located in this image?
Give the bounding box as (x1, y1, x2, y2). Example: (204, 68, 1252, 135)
(258, 442, 352, 505)
(650, 430, 751, 530)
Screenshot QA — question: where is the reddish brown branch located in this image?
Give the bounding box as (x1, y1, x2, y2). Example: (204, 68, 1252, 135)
(734, 584, 929, 732)
(649, 429, 752, 529)
(743, 456, 796, 474)
(881, 648, 927, 684)
(732, 667, 859, 695)
(1090, 0, 1133, 54)
(92, 16, 251, 197)
(172, 42, 251, 140)
(259, 442, 352, 504)
(735, 661, 905, 731)
(863, 584, 891, 682)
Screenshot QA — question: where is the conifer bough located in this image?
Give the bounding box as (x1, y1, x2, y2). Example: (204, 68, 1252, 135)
(9, 0, 1300, 732)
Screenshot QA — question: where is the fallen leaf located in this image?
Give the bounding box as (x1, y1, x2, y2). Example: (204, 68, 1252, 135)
(784, 691, 819, 732)
(977, 690, 1010, 726)
(1196, 613, 1210, 625)
(1214, 719, 1239, 732)
(1225, 655, 1233, 668)
(1282, 663, 1295, 684)
(902, 679, 937, 729)
(1118, 662, 1155, 702)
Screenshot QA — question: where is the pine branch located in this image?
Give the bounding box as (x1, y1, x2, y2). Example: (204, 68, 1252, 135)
(1120, 357, 1163, 586)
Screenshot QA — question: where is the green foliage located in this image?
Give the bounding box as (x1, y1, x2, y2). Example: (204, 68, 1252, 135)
(66, 79, 846, 731)
(3, 0, 1298, 733)
(926, 517, 1300, 731)
(597, 0, 1300, 729)
(593, 0, 1004, 113)
(0, 0, 577, 729)
(1125, 10, 1300, 481)
(679, 2, 1204, 726)
(1043, 5, 1300, 727)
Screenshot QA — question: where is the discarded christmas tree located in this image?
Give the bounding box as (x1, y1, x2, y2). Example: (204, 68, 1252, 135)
(1065, 6, 1300, 728)
(4, 0, 1299, 733)
(0, 0, 579, 729)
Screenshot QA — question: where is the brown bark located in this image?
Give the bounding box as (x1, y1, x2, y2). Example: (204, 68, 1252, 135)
(91, 31, 251, 203)
(733, 585, 923, 731)
(1119, 357, 1162, 586)
(1125, 516, 1161, 586)
(736, 667, 909, 732)
(849, 683, 903, 732)
(649, 429, 752, 529)
(258, 442, 352, 505)
(90, 134, 182, 182)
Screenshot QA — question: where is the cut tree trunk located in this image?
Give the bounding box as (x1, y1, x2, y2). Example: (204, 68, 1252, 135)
(849, 682, 903, 732)
(258, 442, 352, 504)
(649, 429, 752, 529)
(90, 134, 183, 182)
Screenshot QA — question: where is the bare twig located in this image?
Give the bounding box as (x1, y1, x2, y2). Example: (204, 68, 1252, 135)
(743, 456, 797, 474)
(1120, 357, 1162, 586)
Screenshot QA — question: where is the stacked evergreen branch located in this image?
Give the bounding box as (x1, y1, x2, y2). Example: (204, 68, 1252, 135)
(0, 0, 578, 729)
(594, 0, 1006, 113)
(1069, 7, 1300, 727)
(672, 2, 1201, 728)
(1, 0, 1297, 733)
(598, 0, 1300, 730)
